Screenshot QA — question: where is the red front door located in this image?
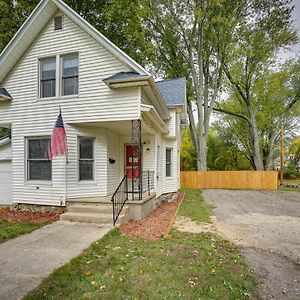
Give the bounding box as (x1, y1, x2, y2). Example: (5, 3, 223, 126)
(126, 145, 140, 179)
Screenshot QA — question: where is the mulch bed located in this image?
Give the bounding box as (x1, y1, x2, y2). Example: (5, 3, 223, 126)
(119, 192, 185, 240)
(0, 208, 60, 223)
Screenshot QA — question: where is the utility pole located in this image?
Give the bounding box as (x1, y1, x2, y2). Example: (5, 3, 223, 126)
(280, 124, 284, 185)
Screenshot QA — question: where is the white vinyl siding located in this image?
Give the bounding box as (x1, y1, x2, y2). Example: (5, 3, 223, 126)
(107, 130, 121, 195)
(0, 12, 140, 205)
(0, 143, 12, 160)
(0, 161, 12, 204)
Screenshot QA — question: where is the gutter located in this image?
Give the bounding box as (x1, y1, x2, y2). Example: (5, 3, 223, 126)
(141, 104, 169, 134)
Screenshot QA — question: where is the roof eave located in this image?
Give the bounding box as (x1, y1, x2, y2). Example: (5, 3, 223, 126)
(53, 0, 150, 76)
(0, 0, 150, 84)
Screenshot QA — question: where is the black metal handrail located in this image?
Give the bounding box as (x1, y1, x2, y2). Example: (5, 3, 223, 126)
(111, 175, 128, 226)
(142, 170, 155, 195)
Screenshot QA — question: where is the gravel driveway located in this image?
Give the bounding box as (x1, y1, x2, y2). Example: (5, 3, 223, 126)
(203, 190, 300, 300)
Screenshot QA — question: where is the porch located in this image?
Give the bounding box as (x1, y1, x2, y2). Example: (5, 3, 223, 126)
(64, 117, 162, 224)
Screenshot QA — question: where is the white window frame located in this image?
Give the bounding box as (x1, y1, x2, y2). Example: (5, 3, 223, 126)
(78, 136, 95, 182)
(26, 136, 52, 182)
(166, 148, 173, 178)
(37, 52, 79, 100)
(61, 53, 79, 97)
(39, 57, 56, 99)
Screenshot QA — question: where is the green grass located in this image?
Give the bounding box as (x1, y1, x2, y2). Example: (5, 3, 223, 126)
(283, 179, 300, 185)
(24, 229, 257, 300)
(178, 189, 213, 222)
(0, 220, 48, 243)
(279, 186, 300, 192)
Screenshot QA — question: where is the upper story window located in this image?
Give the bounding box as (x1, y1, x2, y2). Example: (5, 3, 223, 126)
(62, 54, 78, 96)
(27, 137, 52, 181)
(54, 16, 63, 31)
(39, 53, 79, 99)
(40, 57, 56, 98)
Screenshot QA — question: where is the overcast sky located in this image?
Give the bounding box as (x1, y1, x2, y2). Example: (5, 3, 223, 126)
(281, 0, 300, 60)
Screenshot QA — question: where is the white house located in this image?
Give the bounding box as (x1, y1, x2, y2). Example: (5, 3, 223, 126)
(0, 0, 186, 223)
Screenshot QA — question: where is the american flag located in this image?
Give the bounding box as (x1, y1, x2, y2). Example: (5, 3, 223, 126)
(48, 110, 67, 159)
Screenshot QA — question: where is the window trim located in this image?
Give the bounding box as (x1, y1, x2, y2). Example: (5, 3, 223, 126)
(37, 52, 79, 101)
(166, 148, 172, 178)
(78, 136, 96, 182)
(26, 136, 52, 182)
(39, 57, 56, 99)
(61, 53, 79, 97)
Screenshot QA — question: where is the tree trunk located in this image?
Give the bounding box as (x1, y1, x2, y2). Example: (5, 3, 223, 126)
(249, 112, 264, 170)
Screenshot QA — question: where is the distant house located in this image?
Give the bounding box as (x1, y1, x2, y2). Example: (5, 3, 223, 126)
(0, 0, 186, 223)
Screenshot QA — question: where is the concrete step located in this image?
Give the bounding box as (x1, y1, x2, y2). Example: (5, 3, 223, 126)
(60, 212, 113, 224)
(61, 205, 129, 225)
(67, 203, 113, 214)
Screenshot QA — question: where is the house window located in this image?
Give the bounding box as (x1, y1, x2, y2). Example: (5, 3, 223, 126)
(79, 137, 94, 181)
(62, 54, 78, 96)
(40, 57, 56, 98)
(27, 138, 52, 181)
(166, 148, 172, 177)
(54, 16, 63, 31)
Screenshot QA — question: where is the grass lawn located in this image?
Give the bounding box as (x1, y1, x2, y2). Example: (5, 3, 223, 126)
(283, 179, 300, 185)
(25, 229, 257, 300)
(0, 220, 48, 243)
(178, 188, 213, 222)
(25, 188, 258, 300)
(279, 186, 300, 192)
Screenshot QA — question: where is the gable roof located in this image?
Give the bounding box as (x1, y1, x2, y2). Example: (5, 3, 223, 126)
(0, 88, 13, 100)
(0, 0, 149, 84)
(103, 71, 145, 82)
(156, 78, 186, 106)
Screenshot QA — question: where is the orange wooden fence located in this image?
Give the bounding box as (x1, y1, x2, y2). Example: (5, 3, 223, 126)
(180, 171, 278, 190)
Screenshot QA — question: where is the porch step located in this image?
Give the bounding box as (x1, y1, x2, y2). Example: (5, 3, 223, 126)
(60, 203, 128, 225)
(67, 203, 112, 214)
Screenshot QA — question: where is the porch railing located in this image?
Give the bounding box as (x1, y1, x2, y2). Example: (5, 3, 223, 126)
(111, 175, 128, 226)
(142, 170, 155, 195)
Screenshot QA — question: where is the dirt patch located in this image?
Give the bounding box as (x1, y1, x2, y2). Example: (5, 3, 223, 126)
(0, 207, 60, 223)
(203, 189, 300, 300)
(119, 192, 184, 240)
(174, 216, 216, 234)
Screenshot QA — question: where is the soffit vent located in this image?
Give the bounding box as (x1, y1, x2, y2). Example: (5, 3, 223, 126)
(54, 16, 63, 31)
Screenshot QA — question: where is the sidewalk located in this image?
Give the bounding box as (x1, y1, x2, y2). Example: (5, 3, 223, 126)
(0, 220, 112, 300)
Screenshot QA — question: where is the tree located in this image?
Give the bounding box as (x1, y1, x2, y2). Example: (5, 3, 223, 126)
(180, 128, 197, 171)
(216, 59, 300, 170)
(145, 0, 244, 170)
(0, 127, 10, 138)
(215, 0, 298, 170)
(0, 0, 154, 65)
(207, 126, 252, 170)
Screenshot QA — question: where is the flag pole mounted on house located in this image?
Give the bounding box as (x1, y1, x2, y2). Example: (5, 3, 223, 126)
(49, 106, 68, 206)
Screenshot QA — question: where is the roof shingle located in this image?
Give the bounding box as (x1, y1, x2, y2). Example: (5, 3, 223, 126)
(156, 77, 186, 106)
(0, 88, 12, 100)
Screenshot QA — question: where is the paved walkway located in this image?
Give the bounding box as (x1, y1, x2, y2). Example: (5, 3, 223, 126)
(0, 220, 112, 300)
